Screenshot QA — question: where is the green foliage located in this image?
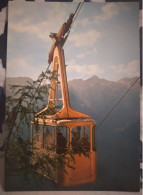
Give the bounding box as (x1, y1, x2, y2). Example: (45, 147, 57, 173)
(5, 69, 90, 184)
(71, 132, 90, 158)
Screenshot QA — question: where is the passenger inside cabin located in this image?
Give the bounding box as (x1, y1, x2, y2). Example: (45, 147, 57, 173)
(82, 133, 90, 151)
(71, 129, 90, 153)
(56, 132, 67, 154)
(44, 128, 54, 147)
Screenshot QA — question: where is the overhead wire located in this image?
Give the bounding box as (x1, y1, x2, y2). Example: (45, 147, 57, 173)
(63, 2, 84, 44)
(72, 2, 84, 25)
(96, 76, 140, 130)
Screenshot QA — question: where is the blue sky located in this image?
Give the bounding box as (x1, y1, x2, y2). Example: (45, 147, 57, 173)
(7, 1, 140, 81)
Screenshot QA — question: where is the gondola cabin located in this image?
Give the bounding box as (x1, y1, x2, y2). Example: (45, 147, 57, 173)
(31, 118, 96, 186)
(31, 5, 97, 186)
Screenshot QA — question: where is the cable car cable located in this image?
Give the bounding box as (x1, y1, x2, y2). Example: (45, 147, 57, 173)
(65, 2, 84, 36)
(72, 2, 84, 25)
(60, 2, 84, 47)
(96, 76, 140, 130)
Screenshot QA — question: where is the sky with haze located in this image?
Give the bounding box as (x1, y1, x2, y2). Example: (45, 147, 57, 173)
(6, 1, 140, 81)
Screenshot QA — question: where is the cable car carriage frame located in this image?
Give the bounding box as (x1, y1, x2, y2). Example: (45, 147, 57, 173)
(31, 3, 97, 187)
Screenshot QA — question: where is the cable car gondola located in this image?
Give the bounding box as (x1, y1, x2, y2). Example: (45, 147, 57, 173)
(31, 3, 97, 186)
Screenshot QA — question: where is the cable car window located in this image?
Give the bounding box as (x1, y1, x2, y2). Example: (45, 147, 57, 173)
(56, 126, 69, 154)
(43, 126, 55, 150)
(92, 126, 96, 151)
(56, 126, 69, 143)
(32, 124, 43, 148)
(71, 126, 90, 153)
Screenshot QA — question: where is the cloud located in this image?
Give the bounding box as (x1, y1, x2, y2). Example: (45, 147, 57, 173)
(92, 48, 97, 54)
(71, 2, 131, 31)
(7, 56, 103, 81)
(8, 2, 74, 42)
(102, 3, 120, 19)
(77, 17, 91, 27)
(7, 57, 47, 80)
(110, 60, 140, 77)
(94, 2, 130, 24)
(76, 53, 85, 59)
(69, 29, 101, 48)
(66, 60, 103, 80)
(118, 2, 131, 12)
(9, 20, 50, 42)
(76, 50, 91, 59)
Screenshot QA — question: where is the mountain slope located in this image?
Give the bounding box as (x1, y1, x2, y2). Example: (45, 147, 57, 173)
(6, 77, 33, 96)
(68, 76, 140, 125)
(5, 75, 140, 191)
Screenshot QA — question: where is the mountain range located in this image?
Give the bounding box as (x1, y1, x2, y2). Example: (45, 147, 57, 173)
(68, 75, 140, 130)
(6, 75, 140, 191)
(6, 75, 140, 137)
